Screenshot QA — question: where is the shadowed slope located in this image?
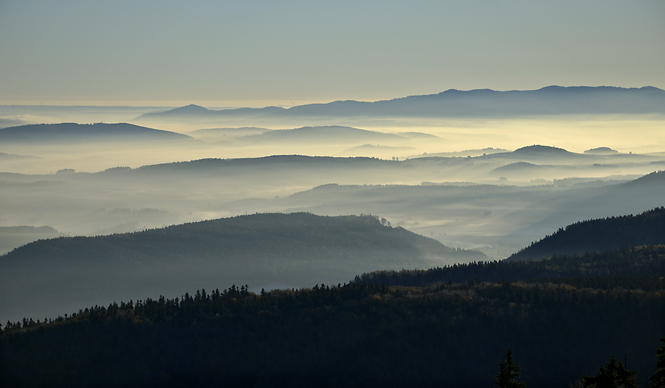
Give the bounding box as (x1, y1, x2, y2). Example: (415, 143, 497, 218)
(507, 206, 665, 261)
(0, 213, 484, 322)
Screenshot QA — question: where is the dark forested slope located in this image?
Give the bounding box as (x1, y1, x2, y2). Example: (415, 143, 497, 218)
(356, 244, 665, 289)
(507, 206, 665, 261)
(0, 213, 483, 323)
(2, 251, 663, 388)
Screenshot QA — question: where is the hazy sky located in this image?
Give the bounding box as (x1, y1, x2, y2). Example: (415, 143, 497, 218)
(1, 0, 664, 106)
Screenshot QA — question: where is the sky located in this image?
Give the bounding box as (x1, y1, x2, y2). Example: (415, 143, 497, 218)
(0, 0, 664, 107)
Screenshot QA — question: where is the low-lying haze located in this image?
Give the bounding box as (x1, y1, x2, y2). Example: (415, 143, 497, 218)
(2, 86, 665, 322)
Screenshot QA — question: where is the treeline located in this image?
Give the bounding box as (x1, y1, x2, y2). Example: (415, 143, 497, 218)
(508, 206, 665, 261)
(4, 213, 480, 268)
(1, 275, 663, 387)
(1, 212, 485, 326)
(354, 245, 665, 288)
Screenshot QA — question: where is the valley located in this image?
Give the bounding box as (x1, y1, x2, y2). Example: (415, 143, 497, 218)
(1, 87, 664, 387)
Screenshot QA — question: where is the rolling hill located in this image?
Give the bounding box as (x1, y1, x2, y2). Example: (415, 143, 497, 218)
(0, 123, 192, 143)
(507, 206, 665, 261)
(110, 155, 406, 180)
(2, 244, 663, 388)
(238, 125, 406, 143)
(486, 145, 585, 161)
(0, 213, 485, 323)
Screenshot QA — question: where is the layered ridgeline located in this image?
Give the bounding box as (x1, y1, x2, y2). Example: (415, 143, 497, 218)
(354, 206, 665, 286)
(2, 246, 663, 387)
(355, 244, 665, 288)
(136, 86, 665, 122)
(0, 122, 192, 143)
(508, 205, 665, 261)
(0, 213, 484, 323)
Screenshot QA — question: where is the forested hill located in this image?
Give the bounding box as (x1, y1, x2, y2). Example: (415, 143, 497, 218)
(355, 245, 665, 288)
(0, 213, 484, 323)
(2, 247, 663, 387)
(506, 206, 665, 262)
(128, 155, 396, 174)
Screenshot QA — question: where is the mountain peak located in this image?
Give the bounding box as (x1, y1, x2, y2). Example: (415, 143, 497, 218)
(622, 170, 665, 187)
(584, 147, 618, 155)
(165, 104, 209, 114)
(512, 145, 571, 154)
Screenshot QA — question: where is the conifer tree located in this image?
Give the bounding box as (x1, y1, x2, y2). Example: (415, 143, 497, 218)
(495, 348, 526, 388)
(651, 337, 665, 388)
(583, 355, 636, 388)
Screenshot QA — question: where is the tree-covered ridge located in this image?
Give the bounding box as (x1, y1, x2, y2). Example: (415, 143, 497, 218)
(355, 245, 665, 289)
(1, 272, 663, 387)
(3, 213, 481, 267)
(131, 155, 398, 174)
(0, 213, 484, 324)
(507, 206, 665, 262)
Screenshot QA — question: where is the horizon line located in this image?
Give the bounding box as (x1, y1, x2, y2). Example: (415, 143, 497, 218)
(1, 85, 662, 109)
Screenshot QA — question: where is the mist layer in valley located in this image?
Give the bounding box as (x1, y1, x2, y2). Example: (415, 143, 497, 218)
(3, 86, 665, 175)
(2, 86, 665, 322)
(1, 146, 664, 256)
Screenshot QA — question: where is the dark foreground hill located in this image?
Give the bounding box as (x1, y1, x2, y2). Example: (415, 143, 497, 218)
(0, 213, 484, 323)
(1, 246, 663, 388)
(507, 206, 665, 261)
(356, 244, 665, 288)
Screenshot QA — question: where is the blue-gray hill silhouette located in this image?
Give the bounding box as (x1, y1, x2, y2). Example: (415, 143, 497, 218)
(490, 161, 546, 174)
(0, 123, 192, 143)
(511, 145, 572, 156)
(622, 169, 665, 188)
(136, 86, 665, 120)
(584, 147, 618, 154)
(0, 213, 484, 323)
(485, 145, 586, 164)
(158, 104, 210, 115)
(100, 155, 400, 176)
(239, 126, 405, 143)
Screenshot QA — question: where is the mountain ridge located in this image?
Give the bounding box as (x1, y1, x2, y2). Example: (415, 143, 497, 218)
(0, 122, 192, 142)
(507, 206, 665, 261)
(238, 125, 406, 143)
(136, 86, 665, 120)
(0, 212, 485, 323)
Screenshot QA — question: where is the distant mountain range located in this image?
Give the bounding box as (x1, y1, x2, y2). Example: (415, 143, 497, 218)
(186, 125, 438, 145)
(237, 125, 406, 143)
(99, 144, 622, 175)
(0, 123, 192, 143)
(494, 145, 578, 158)
(0, 213, 484, 322)
(0, 118, 26, 129)
(136, 86, 665, 121)
(0, 151, 36, 160)
(106, 155, 401, 177)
